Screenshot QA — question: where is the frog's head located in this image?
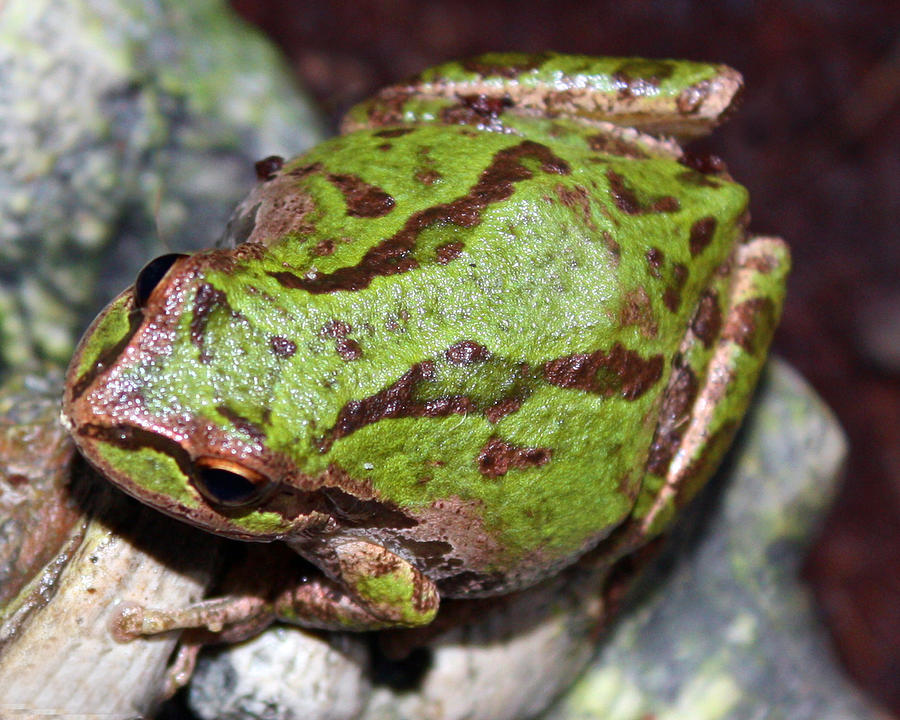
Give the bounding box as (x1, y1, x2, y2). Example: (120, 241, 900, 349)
(62, 249, 331, 542)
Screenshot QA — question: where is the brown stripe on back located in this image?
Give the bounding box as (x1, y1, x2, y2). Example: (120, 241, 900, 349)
(268, 140, 570, 295)
(543, 343, 664, 400)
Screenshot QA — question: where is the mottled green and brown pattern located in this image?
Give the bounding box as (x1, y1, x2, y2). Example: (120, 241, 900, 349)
(62, 53, 788, 632)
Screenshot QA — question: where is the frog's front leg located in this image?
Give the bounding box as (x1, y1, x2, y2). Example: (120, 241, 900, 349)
(270, 540, 439, 630)
(114, 540, 438, 643)
(629, 235, 790, 542)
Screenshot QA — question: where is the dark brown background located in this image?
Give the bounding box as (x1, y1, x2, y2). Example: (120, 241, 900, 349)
(229, 1, 899, 713)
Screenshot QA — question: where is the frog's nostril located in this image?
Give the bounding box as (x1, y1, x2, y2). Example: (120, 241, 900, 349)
(193, 457, 273, 507)
(134, 253, 188, 308)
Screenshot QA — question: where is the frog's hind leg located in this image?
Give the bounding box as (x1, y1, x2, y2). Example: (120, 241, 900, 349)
(341, 53, 743, 143)
(629, 235, 790, 542)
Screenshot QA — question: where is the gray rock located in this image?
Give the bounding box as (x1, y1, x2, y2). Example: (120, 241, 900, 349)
(189, 629, 371, 720)
(0, 0, 324, 372)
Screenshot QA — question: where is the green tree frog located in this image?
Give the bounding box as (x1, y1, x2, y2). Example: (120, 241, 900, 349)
(61, 53, 789, 635)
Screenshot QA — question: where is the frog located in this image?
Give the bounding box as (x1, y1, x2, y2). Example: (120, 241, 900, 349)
(60, 52, 789, 638)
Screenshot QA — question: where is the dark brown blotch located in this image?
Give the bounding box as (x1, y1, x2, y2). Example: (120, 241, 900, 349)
(722, 297, 776, 354)
(606, 170, 641, 214)
(606, 170, 680, 215)
(359, 86, 414, 129)
(416, 168, 442, 185)
(484, 398, 523, 424)
(646, 361, 699, 476)
(458, 93, 514, 118)
(664, 263, 689, 313)
(690, 290, 722, 348)
(440, 102, 506, 131)
(543, 343, 664, 400)
(652, 196, 681, 213)
(663, 288, 680, 313)
(618, 288, 658, 338)
(270, 335, 297, 357)
(217, 405, 267, 442)
(675, 169, 722, 189)
(7, 473, 28, 486)
(556, 184, 596, 229)
(646, 248, 665, 279)
(254, 155, 284, 181)
(477, 437, 552, 478)
(320, 320, 362, 361)
(679, 151, 728, 177)
(313, 239, 336, 256)
(587, 133, 648, 159)
(336, 338, 362, 362)
(743, 253, 780, 274)
(435, 241, 464, 265)
(612, 60, 676, 101)
(445, 340, 491, 366)
(288, 161, 324, 178)
(190, 283, 230, 360)
(374, 127, 415, 138)
(689, 217, 718, 257)
(327, 174, 396, 218)
(321, 320, 352, 338)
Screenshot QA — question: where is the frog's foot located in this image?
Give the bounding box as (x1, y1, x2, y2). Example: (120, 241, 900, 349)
(631, 235, 790, 540)
(163, 642, 203, 697)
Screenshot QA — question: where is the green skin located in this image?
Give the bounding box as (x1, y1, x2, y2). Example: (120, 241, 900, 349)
(61, 53, 789, 634)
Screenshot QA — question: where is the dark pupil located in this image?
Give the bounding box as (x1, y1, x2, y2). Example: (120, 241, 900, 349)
(134, 253, 187, 308)
(195, 467, 262, 506)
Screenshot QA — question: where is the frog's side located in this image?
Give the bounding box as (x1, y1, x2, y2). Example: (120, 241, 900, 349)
(61, 53, 789, 634)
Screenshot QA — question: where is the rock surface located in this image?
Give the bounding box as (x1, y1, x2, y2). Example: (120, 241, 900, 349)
(0, 0, 323, 372)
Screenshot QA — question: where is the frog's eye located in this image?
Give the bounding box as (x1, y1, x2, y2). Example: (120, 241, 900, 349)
(134, 253, 188, 308)
(192, 457, 274, 508)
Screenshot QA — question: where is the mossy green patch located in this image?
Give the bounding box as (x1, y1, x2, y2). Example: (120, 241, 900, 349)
(354, 570, 435, 626)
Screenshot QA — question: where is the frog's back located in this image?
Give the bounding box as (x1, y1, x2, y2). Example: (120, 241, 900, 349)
(174, 123, 748, 587)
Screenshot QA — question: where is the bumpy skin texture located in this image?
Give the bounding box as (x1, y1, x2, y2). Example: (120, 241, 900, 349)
(62, 53, 789, 630)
